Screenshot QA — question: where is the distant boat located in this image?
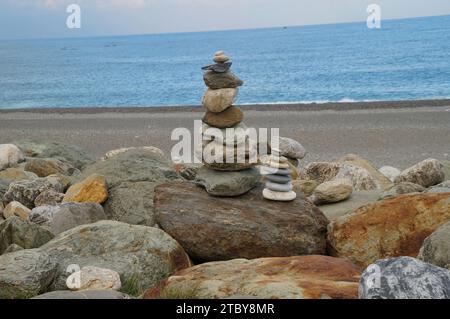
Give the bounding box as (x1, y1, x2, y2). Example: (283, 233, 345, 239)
(283, 26, 288, 29)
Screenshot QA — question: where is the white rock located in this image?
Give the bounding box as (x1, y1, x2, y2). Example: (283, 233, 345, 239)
(311, 179, 353, 205)
(262, 188, 296, 201)
(66, 266, 121, 291)
(0, 144, 24, 170)
(378, 166, 401, 182)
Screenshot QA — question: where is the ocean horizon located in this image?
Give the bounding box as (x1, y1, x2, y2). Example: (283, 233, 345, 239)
(1, 14, 450, 109)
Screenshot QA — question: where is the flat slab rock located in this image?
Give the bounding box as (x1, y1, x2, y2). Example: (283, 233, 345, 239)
(145, 255, 362, 299)
(154, 181, 329, 262)
(32, 290, 132, 299)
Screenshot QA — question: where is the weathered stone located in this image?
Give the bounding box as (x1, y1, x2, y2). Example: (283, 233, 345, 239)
(4, 243, 24, 254)
(265, 174, 291, 184)
(66, 266, 121, 291)
(155, 181, 329, 262)
(378, 166, 401, 182)
(173, 163, 201, 181)
(262, 188, 297, 201)
(301, 162, 341, 184)
(32, 290, 132, 299)
(103, 181, 158, 226)
(0, 217, 54, 255)
(3, 178, 58, 209)
(265, 181, 293, 192)
(395, 158, 445, 188)
(338, 154, 392, 189)
(202, 106, 243, 128)
(12, 140, 94, 170)
(203, 70, 243, 90)
(328, 193, 450, 267)
(277, 137, 306, 160)
(334, 164, 380, 191)
(0, 250, 57, 299)
(442, 160, 450, 180)
(426, 180, 450, 194)
(194, 166, 260, 197)
(45, 173, 71, 193)
(40, 221, 191, 291)
(0, 144, 24, 170)
(418, 221, 450, 269)
(379, 182, 425, 200)
(359, 257, 450, 299)
(29, 202, 107, 235)
(34, 190, 64, 207)
(101, 146, 165, 161)
(311, 179, 353, 205)
(63, 174, 108, 204)
(202, 88, 238, 113)
(145, 256, 362, 299)
(24, 158, 76, 177)
(0, 167, 38, 183)
(292, 179, 318, 196)
(3, 201, 30, 220)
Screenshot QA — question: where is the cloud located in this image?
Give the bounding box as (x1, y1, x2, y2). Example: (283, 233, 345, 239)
(9, 0, 152, 9)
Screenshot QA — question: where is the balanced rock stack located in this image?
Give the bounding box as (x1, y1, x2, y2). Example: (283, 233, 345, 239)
(261, 150, 297, 201)
(198, 51, 257, 172)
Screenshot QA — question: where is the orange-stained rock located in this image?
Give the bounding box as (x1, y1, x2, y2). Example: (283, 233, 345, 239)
(144, 255, 362, 299)
(63, 174, 108, 204)
(327, 193, 450, 267)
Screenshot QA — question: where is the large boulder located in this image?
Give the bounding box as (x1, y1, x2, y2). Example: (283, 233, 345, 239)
(39, 221, 191, 291)
(3, 178, 59, 209)
(334, 164, 380, 191)
(63, 174, 108, 204)
(328, 193, 450, 267)
(103, 181, 157, 226)
(24, 158, 76, 177)
(395, 158, 445, 188)
(359, 257, 450, 299)
(12, 140, 94, 170)
(29, 202, 107, 235)
(338, 154, 392, 189)
(0, 250, 57, 299)
(154, 181, 329, 262)
(145, 256, 362, 299)
(194, 166, 260, 197)
(310, 179, 353, 205)
(0, 217, 54, 255)
(378, 166, 401, 183)
(0, 144, 24, 170)
(32, 290, 132, 299)
(418, 221, 450, 269)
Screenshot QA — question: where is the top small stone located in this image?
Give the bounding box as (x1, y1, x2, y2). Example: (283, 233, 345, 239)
(214, 54, 230, 63)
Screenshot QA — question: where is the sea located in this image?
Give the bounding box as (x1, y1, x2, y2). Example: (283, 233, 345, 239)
(1, 14, 450, 109)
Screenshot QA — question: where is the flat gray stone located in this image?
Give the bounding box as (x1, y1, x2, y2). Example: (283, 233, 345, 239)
(265, 174, 291, 184)
(265, 181, 292, 192)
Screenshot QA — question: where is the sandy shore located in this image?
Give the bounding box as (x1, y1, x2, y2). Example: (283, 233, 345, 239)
(1, 99, 450, 169)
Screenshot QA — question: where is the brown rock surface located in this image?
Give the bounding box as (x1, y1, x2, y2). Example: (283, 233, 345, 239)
(144, 255, 362, 299)
(327, 193, 450, 267)
(154, 181, 329, 262)
(202, 106, 243, 128)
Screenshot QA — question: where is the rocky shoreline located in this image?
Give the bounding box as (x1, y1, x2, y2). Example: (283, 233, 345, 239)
(1, 139, 450, 299)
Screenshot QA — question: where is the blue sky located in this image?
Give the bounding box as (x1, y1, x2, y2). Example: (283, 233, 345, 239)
(1, 0, 450, 39)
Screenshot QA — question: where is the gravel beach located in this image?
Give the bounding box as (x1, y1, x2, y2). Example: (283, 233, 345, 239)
(1, 99, 449, 169)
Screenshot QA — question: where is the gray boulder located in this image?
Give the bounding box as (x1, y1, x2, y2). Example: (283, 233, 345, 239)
(12, 140, 94, 170)
(0, 250, 57, 299)
(359, 257, 450, 299)
(0, 216, 54, 254)
(194, 166, 260, 197)
(426, 180, 450, 194)
(39, 220, 191, 291)
(3, 178, 57, 209)
(29, 202, 107, 235)
(418, 221, 450, 269)
(32, 290, 132, 299)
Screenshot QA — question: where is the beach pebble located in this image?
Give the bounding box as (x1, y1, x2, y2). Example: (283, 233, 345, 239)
(266, 181, 293, 192)
(214, 54, 230, 63)
(263, 188, 296, 201)
(310, 179, 353, 205)
(268, 161, 289, 169)
(395, 158, 445, 188)
(276, 137, 306, 160)
(378, 165, 401, 182)
(265, 174, 291, 184)
(202, 88, 238, 113)
(203, 70, 243, 89)
(3, 201, 31, 220)
(0, 144, 24, 170)
(260, 167, 292, 176)
(202, 106, 243, 128)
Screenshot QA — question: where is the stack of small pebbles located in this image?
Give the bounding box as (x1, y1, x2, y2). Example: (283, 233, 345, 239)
(261, 149, 297, 201)
(198, 51, 257, 171)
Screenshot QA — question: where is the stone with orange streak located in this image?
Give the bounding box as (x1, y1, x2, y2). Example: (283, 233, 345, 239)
(63, 174, 108, 204)
(327, 193, 450, 267)
(144, 255, 362, 299)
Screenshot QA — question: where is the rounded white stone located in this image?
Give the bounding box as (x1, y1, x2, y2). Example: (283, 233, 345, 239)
(263, 188, 297, 201)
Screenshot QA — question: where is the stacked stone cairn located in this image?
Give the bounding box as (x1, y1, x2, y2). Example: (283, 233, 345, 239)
(261, 149, 297, 201)
(197, 51, 258, 172)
